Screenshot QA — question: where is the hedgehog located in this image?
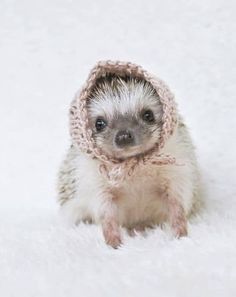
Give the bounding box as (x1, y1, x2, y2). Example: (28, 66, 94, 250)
(57, 61, 200, 248)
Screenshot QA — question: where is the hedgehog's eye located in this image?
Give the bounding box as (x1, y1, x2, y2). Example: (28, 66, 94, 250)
(95, 118, 107, 132)
(141, 109, 155, 123)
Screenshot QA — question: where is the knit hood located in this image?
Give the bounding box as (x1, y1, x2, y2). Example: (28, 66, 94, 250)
(70, 60, 178, 185)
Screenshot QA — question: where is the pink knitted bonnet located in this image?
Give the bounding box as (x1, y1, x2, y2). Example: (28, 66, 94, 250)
(70, 60, 178, 185)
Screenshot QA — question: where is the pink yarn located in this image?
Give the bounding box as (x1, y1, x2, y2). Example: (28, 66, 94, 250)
(70, 60, 178, 185)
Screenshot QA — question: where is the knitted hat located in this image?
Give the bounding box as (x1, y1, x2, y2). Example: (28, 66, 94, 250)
(70, 60, 178, 186)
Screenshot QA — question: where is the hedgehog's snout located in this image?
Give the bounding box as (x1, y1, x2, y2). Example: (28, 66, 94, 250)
(114, 129, 135, 148)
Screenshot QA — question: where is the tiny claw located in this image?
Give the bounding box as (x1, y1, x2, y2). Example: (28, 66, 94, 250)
(105, 233, 122, 249)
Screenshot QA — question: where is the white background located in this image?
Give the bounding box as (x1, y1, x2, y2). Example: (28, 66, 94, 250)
(0, 0, 235, 296)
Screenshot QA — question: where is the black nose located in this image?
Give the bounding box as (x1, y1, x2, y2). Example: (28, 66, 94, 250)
(115, 130, 134, 147)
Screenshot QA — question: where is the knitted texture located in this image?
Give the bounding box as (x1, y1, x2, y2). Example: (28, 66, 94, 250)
(70, 60, 178, 185)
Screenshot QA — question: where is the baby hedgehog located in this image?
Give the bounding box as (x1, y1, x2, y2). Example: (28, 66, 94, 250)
(57, 61, 200, 248)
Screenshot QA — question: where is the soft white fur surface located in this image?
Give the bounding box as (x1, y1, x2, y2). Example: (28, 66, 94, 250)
(0, 0, 235, 296)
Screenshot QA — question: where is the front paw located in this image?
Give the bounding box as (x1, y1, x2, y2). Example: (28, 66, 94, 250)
(104, 231, 122, 248)
(102, 221, 122, 248)
(172, 223, 188, 238)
